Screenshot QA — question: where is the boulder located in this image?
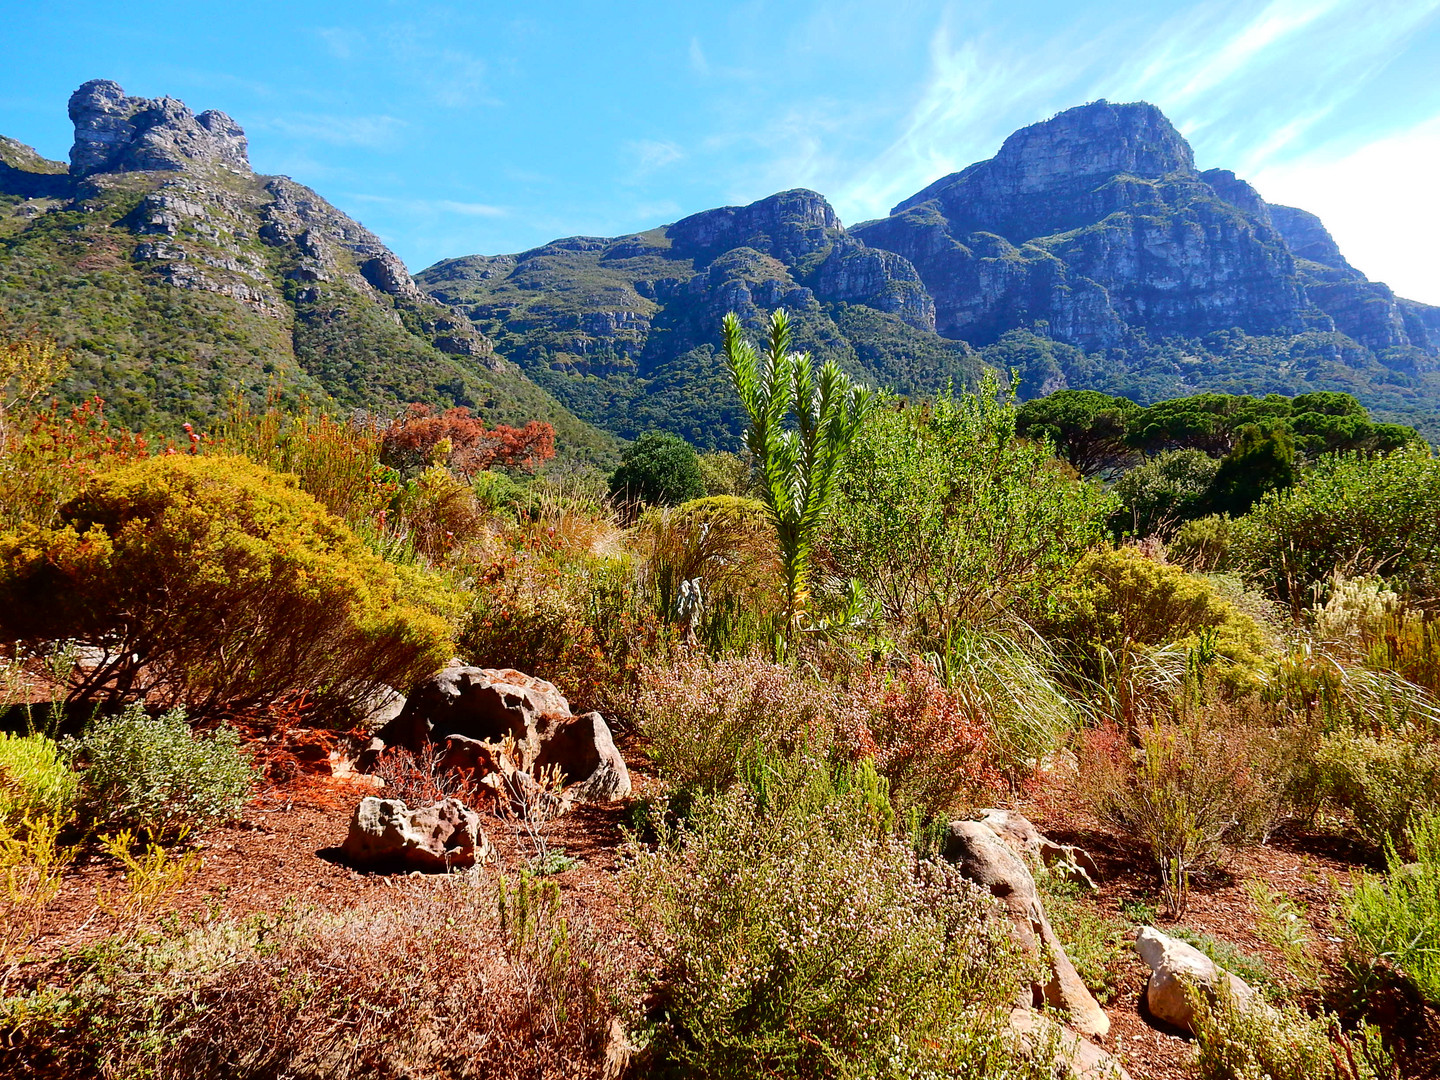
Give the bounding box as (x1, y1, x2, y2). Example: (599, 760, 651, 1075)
(534, 711, 632, 802)
(377, 664, 571, 751)
(1134, 926, 1261, 1033)
(1007, 1008, 1131, 1079)
(341, 796, 490, 872)
(944, 820, 1110, 1037)
(977, 808, 1101, 890)
(354, 683, 406, 735)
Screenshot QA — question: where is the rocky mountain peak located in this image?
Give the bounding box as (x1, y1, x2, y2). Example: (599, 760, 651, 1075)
(669, 188, 842, 263)
(68, 78, 249, 178)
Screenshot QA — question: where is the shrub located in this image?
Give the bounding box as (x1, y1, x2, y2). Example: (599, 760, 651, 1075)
(1314, 576, 1403, 644)
(1043, 545, 1267, 692)
(625, 761, 1051, 1079)
(1080, 720, 1282, 916)
(2, 880, 615, 1079)
(1311, 731, 1440, 852)
(0, 732, 78, 827)
(0, 454, 457, 717)
(1231, 447, 1440, 609)
(633, 652, 845, 793)
(1344, 809, 1440, 1010)
(695, 450, 753, 497)
(391, 462, 487, 560)
(1169, 513, 1233, 572)
(830, 378, 1110, 645)
(66, 704, 256, 841)
(608, 430, 705, 509)
(380, 403, 555, 479)
(1112, 448, 1220, 538)
(1190, 983, 1396, 1080)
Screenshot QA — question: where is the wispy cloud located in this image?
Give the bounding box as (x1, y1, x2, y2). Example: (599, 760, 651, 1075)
(626, 138, 685, 179)
(259, 114, 407, 149)
(346, 193, 507, 218)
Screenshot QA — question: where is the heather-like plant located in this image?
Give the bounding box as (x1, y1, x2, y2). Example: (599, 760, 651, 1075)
(625, 758, 1052, 1079)
(722, 309, 873, 631)
(67, 705, 256, 841)
(0, 454, 457, 718)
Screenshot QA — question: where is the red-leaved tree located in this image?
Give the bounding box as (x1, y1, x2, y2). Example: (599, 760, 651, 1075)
(380, 405, 555, 478)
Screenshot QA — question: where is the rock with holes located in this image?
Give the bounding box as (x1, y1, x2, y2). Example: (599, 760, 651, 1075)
(1134, 926, 1261, 1033)
(534, 711, 632, 802)
(977, 808, 1101, 890)
(341, 796, 490, 872)
(943, 820, 1110, 1036)
(1007, 1008, 1131, 1079)
(377, 663, 572, 751)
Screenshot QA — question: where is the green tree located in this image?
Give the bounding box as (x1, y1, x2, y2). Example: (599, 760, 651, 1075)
(1206, 421, 1295, 517)
(722, 310, 873, 631)
(1016, 389, 1139, 476)
(607, 431, 705, 508)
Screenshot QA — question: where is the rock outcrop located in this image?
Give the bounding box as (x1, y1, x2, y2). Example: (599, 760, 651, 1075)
(68, 79, 250, 177)
(1007, 1008, 1131, 1079)
(373, 663, 632, 803)
(943, 819, 1110, 1036)
(341, 796, 491, 871)
(1134, 925, 1262, 1033)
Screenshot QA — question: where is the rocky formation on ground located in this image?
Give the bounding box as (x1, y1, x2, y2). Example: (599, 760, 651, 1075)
(370, 663, 632, 803)
(0, 81, 615, 459)
(1134, 925, 1264, 1034)
(943, 816, 1110, 1037)
(341, 795, 491, 871)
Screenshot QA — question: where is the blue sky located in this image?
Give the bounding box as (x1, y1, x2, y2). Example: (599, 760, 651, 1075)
(3, 0, 1438, 302)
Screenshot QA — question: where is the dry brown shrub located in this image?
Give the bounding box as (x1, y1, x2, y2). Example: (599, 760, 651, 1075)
(5, 880, 618, 1080)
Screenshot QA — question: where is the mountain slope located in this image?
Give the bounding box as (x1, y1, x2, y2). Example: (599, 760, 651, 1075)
(0, 80, 617, 461)
(416, 190, 981, 449)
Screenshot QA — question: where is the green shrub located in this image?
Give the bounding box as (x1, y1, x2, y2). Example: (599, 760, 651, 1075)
(1303, 731, 1440, 851)
(0, 454, 456, 718)
(67, 705, 256, 841)
(608, 431, 705, 509)
(1231, 447, 1440, 609)
(625, 757, 1052, 1079)
(830, 378, 1111, 645)
(1044, 545, 1267, 691)
(0, 732, 78, 827)
(1190, 983, 1395, 1080)
(1344, 808, 1440, 1010)
(1169, 513, 1233, 572)
(1037, 876, 1129, 1003)
(1112, 448, 1220, 538)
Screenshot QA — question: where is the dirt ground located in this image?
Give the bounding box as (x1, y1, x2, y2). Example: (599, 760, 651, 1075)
(17, 728, 1396, 1080)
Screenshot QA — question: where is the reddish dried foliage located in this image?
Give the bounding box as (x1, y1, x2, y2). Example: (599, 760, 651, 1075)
(382, 404, 555, 477)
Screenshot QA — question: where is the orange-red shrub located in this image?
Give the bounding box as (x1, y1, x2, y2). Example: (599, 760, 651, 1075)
(381, 405, 555, 478)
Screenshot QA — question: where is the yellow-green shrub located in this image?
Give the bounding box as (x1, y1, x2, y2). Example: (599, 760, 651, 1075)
(638, 495, 780, 625)
(1044, 545, 1267, 689)
(0, 455, 457, 718)
(0, 732, 78, 827)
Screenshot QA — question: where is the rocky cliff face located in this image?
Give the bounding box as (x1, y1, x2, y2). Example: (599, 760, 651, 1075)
(0, 81, 613, 459)
(418, 189, 974, 446)
(68, 79, 250, 177)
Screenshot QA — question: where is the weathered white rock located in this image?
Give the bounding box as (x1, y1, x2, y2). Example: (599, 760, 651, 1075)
(535, 711, 632, 802)
(1008, 1008, 1131, 1079)
(341, 796, 490, 872)
(977, 808, 1101, 890)
(1134, 926, 1260, 1033)
(944, 820, 1110, 1036)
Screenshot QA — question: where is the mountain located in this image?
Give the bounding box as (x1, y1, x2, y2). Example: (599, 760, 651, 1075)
(421, 99, 1440, 445)
(416, 189, 980, 448)
(0, 80, 617, 461)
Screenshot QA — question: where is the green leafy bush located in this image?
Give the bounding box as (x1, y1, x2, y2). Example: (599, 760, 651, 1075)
(1311, 731, 1440, 852)
(608, 430, 705, 509)
(1231, 448, 1440, 609)
(625, 756, 1050, 1079)
(0, 732, 78, 827)
(0, 454, 456, 718)
(830, 378, 1111, 644)
(1169, 514, 1233, 572)
(1344, 808, 1440, 1010)
(67, 704, 256, 841)
(1112, 448, 1220, 538)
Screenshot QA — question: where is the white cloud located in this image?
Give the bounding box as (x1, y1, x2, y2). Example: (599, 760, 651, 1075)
(1252, 115, 1440, 305)
(346, 193, 507, 218)
(628, 139, 686, 177)
(261, 114, 407, 149)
